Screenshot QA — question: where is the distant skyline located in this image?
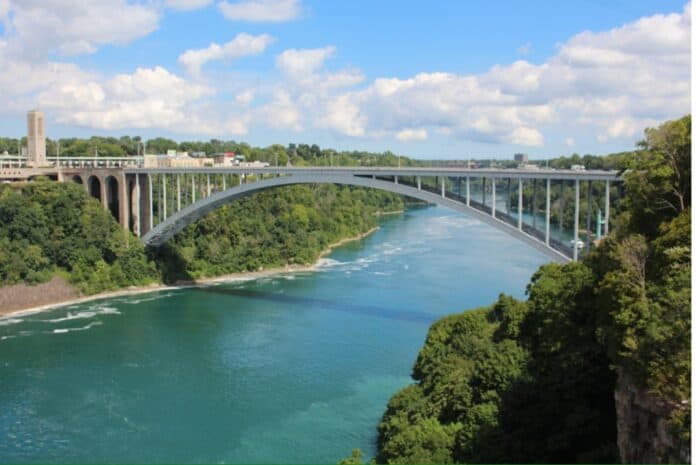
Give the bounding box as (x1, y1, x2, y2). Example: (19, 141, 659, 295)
(0, 0, 690, 159)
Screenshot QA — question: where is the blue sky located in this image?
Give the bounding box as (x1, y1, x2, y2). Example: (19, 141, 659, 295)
(0, 0, 690, 159)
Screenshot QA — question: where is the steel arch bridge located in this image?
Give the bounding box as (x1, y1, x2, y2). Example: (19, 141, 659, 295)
(116, 167, 621, 263)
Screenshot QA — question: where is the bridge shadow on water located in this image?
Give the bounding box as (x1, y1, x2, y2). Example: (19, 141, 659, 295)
(195, 285, 437, 325)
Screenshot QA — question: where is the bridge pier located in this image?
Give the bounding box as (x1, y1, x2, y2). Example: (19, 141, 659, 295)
(545, 178, 550, 245)
(440, 177, 445, 198)
(162, 174, 167, 220)
(134, 174, 141, 236)
(148, 174, 154, 233)
(517, 178, 523, 230)
(100, 176, 108, 212)
(177, 174, 181, 212)
(573, 178, 580, 260)
(587, 180, 592, 249)
(417, 176, 421, 190)
(466, 176, 470, 206)
(118, 172, 128, 231)
(605, 180, 610, 235)
(491, 177, 496, 218)
(532, 179, 537, 230)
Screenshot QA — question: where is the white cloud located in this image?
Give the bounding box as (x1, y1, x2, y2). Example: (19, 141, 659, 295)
(2, 0, 159, 59)
(395, 129, 428, 141)
(276, 46, 335, 77)
(218, 0, 301, 22)
(235, 89, 255, 105)
(38, 67, 214, 131)
(178, 33, 274, 75)
(310, 2, 690, 147)
(517, 42, 532, 55)
(165, 0, 213, 10)
(506, 127, 544, 147)
(0, 1, 688, 149)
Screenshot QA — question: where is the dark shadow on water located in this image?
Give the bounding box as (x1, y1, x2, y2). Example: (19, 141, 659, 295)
(195, 285, 437, 324)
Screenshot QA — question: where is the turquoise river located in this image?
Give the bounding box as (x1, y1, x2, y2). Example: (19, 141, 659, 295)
(0, 206, 548, 463)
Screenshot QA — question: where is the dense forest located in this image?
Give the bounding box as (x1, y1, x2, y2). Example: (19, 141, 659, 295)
(0, 181, 403, 294)
(367, 115, 691, 464)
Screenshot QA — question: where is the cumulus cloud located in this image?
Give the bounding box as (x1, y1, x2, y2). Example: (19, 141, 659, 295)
(38, 67, 214, 131)
(0, 1, 688, 147)
(218, 0, 301, 22)
(276, 46, 335, 77)
(1, 0, 159, 59)
(165, 0, 213, 10)
(311, 2, 690, 146)
(396, 129, 428, 141)
(178, 33, 274, 76)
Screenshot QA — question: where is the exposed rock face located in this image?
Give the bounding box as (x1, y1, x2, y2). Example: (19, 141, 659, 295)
(615, 371, 690, 464)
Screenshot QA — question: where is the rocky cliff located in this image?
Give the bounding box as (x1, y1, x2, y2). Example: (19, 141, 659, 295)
(615, 371, 690, 463)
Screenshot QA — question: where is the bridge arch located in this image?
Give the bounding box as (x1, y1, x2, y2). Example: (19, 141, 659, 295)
(105, 175, 119, 221)
(142, 174, 569, 263)
(87, 175, 101, 200)
(71, 174, 84, 184)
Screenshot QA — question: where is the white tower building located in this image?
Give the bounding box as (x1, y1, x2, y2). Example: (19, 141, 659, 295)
(27, 110, 46, 167)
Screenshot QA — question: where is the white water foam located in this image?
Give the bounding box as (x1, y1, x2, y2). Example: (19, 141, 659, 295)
(121, 292, 175, 305)
(0, 318, 23, 326)
(45, 306, 120, 323)
(314, 258, 345, 269)
(51, 321, 102, 334)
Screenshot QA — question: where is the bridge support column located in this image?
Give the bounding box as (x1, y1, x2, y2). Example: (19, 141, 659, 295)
(118, 173, 128, 231)
(574, 178, 580, 260)
(100, 176, 108, 211)
(162, 174, 167, 220)
(417, 176, 421, 190)
(532, 179, 537, 230)
(394, 175, 398, 184)
(207, 174, 211, 196)
(491, 177, 496, 218)
(223, 175, 226, 191)
(177, 174, 181, 212)
(466, 176, 470, 206)
(545, 178, 550, 245)
(605, 180, 610, 235)
(135, 173, 141, 236)
(148, 174, 153, 233)
(192, 175, 196, 203)
(559, 181, 564, 234)
(506, 178, 511, 214)
(587, 180, 592, 248)
(518, 178, 523, 230)
(441, 177, 445, 198)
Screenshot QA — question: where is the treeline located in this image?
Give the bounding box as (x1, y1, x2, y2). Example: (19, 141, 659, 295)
(0, 135, 422, 168)
(0, 181, 158, 293)
(370, 115, 691, 464)
(152, 185, 404, 281)
(0, 180, 403, 295)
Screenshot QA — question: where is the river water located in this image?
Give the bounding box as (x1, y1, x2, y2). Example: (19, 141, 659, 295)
(0, 206, 548, 463)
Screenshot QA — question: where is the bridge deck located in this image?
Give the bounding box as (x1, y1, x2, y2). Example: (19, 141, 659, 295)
(125, 166, 621, 181)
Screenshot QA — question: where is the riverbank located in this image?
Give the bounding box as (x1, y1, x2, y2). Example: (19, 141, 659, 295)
(0, 226, 380, 320)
